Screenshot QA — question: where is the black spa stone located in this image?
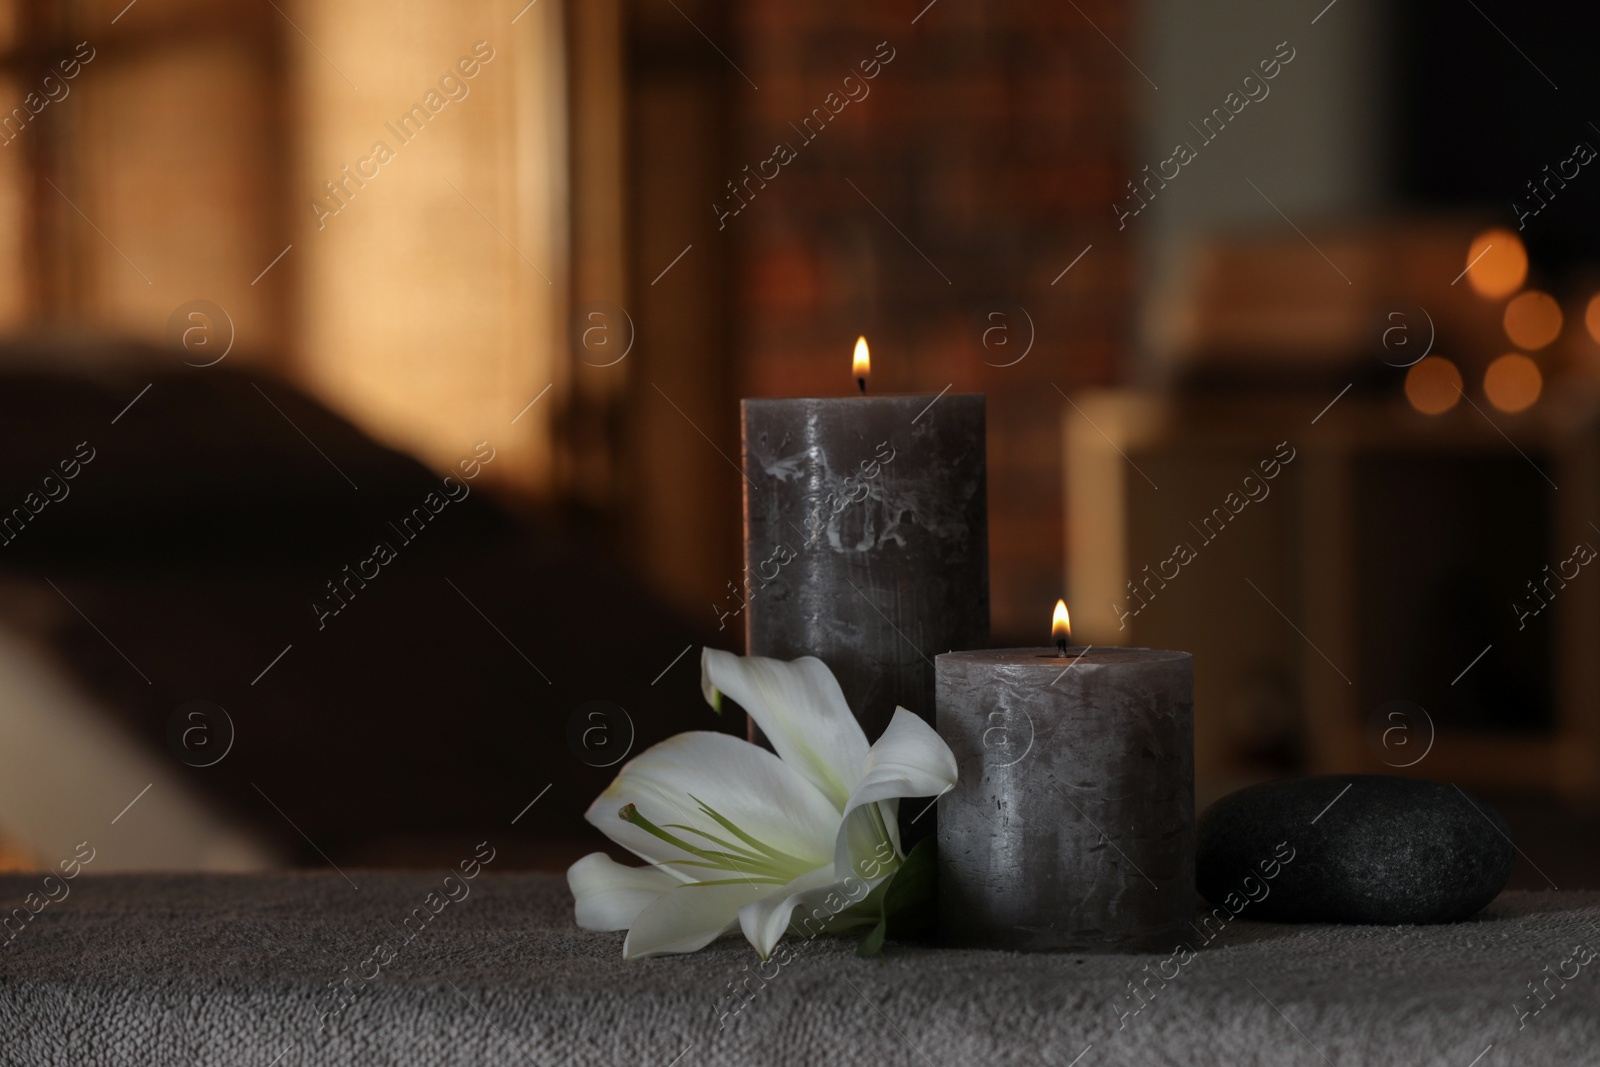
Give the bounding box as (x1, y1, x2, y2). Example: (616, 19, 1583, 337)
(1195, 774, 1515, 924)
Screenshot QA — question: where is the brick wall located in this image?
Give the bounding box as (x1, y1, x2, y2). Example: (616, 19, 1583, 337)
(727, 0, 1137, 639)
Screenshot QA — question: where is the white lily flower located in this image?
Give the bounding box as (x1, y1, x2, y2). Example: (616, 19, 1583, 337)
(566, 647, 958, 959)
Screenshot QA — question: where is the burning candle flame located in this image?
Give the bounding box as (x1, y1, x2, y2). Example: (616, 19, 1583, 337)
(1052, 599, 1070, 654)
(853, 336, 870, 394)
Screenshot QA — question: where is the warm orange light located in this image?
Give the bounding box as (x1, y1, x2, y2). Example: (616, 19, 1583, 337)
(852, 336, 870, 392)
(1503, 290, 1562, 350)
(1464, 228, 1528, 299)
(1405, 356, 1464, 415)
(1052, 599, 1071, 649)
(1586, 294, 1600, 344)
(1484, 354, 1542, 413)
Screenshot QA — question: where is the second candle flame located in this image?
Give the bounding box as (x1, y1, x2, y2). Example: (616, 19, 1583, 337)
(853, 336, 870, 394)
(1052, 599, 1071, 655)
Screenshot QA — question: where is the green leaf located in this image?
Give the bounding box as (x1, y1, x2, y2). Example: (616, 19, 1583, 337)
(857, 919, 888, 958)
(856, 837, 937, 958)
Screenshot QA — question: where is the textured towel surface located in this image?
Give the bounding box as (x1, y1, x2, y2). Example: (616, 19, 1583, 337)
(1, 872, 1597, 1066)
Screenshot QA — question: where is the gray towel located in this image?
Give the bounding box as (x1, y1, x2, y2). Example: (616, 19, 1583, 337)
(0, 872, 1596, 1065)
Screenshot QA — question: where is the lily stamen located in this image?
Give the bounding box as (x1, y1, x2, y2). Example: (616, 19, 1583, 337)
(619, 803, 789, 879)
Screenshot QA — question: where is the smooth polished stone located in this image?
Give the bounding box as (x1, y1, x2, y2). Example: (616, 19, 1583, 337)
(1196, 774, 1515, 924)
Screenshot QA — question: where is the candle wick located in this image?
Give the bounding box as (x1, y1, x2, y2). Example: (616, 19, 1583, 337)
(1055, 639, 1068, 657)
(857, 377, 867, 396)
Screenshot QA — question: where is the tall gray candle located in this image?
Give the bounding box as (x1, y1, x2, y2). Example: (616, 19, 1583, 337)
(936, 620, 1193, 952)
(738, 339, 988, 742)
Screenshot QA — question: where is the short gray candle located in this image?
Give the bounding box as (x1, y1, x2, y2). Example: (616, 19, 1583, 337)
(936, 646, 1194, 952)
(740, 392, 987, 742)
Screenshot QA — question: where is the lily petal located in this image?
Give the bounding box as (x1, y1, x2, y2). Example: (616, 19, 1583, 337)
(701, 648, 870, 807)
(623, 882, 770, 959)
(568, 853, 680, 931)
(833, 707, 958, 878)
(737, 864, 873, 959)
(587, 731, 839, 875)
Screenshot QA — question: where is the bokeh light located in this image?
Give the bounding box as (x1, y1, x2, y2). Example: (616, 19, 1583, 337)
(1503, 290, 1563, 350)
(1405, 356, 1464, 415)
(1464, 228, 1528, 299)
(1484, 354, 1543, 414)
(1586, 293, 1600, 344)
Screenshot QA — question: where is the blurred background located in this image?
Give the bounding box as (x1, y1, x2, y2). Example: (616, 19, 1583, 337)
(0, 0, 1597, 887)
